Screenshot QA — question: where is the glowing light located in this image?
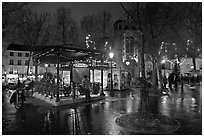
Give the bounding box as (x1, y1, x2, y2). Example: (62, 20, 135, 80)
(109, 52, 114, 59)
(191, 65, 194, 69)
(161, 59, 166, 64)
(105, 41, 108, 46)
(126, 61, 130, 66)
(45, 64, 48, 67)
(134, 58, 138, 62)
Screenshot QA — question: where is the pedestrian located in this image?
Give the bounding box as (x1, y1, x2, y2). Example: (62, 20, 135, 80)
(168, 73, 173, 91)
(163, 76, 167, 89)
(52, 77, 55, 84)
(81, 75, 92, 102)
(180, 74, 184, 92)
(174, 75, 179, 89)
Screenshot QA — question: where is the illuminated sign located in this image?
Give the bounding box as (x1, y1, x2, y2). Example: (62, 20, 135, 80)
(73, 63, 89, 68)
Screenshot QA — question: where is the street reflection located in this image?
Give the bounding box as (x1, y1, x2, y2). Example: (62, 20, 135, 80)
(3, 86, 202, 135)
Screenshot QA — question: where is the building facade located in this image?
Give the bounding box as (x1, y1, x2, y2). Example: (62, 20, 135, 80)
(113, 19, 141, 83)
(3, 44, 34, 75)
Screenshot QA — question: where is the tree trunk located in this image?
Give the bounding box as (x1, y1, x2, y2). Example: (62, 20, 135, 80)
(192, 57, 196, 70)
(26, 54, 32, 76)
(141, 34, 146, 80)
(152, 59, 156, 87)
(35, 59, 38, 81)
(156, 63, 162, 89)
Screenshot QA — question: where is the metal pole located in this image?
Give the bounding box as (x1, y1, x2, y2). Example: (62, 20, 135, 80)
(35, 58, 38, 82)
(110, 59, 113, 96)
(164, 66, 165, 77)
(92, 69, 94, 83)
(46, 67, 47, 78)
(100, 55, 105, 96)
(70, 62, 75, 99)
(56, 50, 60, 102)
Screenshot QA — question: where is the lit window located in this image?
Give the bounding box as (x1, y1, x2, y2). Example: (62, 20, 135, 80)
(9, 60, 14, 65)
(10, 52, 14, 56)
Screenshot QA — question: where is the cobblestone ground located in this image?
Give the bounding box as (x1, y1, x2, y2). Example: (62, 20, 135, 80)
(2, 84, 202, 135)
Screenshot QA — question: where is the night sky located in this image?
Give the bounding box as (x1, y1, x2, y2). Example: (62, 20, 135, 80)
(34, 2, 124, 24)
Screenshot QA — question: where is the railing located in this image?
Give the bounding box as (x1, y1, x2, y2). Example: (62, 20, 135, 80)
(34, 81, 101, 99)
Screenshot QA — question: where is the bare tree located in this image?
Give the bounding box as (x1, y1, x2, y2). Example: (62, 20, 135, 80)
(97, 11, 113, 38)
(15, 8, 51, 75)
(175, 3, 202, 70)
(121, 2, 180, 88)
(80, 15, 99, 41)
(80, 11, 113, 50)
(54, 7, 78, 45)
(2, 2, 30, 57)
(159, 3, 201, 71)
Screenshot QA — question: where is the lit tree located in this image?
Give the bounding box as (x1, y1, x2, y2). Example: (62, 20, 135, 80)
(183, 3, 201, 70)
(121, 2, 179, 88)
(80, 11, 113, 50)
(171, 3, 202, 70)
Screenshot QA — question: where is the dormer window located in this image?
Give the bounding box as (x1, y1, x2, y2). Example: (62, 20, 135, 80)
(18, 53, 22, 57)
(10, 52, 14, 56)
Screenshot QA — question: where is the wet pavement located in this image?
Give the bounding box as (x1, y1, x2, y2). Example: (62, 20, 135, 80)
(2, 84, 202, 135)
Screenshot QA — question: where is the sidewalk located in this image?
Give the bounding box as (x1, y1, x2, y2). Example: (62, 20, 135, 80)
(132, 87, 162, 96)
(185, 83, 201, 89)
(32, 92, 105, 107)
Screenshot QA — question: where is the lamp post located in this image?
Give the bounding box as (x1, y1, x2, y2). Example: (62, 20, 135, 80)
(126, 60, 130, 66)
(109, 51, 114, 96)
(191, 65, 194, 86)
(126, 60, 131, 89)
(45, 64, 48, 79)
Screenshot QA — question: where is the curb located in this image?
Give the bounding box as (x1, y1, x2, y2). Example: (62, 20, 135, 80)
(32, 92, 106, 107)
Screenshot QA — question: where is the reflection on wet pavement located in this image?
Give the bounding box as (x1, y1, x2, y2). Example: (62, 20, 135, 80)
(2, 85, 202, 135)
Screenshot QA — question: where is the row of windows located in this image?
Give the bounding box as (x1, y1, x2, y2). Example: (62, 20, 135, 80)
(9, 60, 29, 65)
(10, 52, 29, 57)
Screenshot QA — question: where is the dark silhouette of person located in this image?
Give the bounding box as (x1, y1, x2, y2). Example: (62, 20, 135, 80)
(168, 73, 173, 91)
(163, 76, 167, 89)
(16, 78, 26, 101)
(81, 75, 91, 102)
(180, 74, 184, 92)
(174, 75, 179, 89)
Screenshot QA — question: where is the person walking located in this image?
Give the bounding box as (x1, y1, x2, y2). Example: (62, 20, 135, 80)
(180, 74, 184, 92)
(163, 76, 167, 89)
(174, 75, 179, 89)
(168, 73, 173, 91)
(81, 75, 92, 102)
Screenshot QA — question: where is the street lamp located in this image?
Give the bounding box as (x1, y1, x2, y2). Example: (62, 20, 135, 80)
(190, 65, 194, 86)
(126, 60, 130, 66)
(45, 64, 48, 78)
(109, 51, 114, 96)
